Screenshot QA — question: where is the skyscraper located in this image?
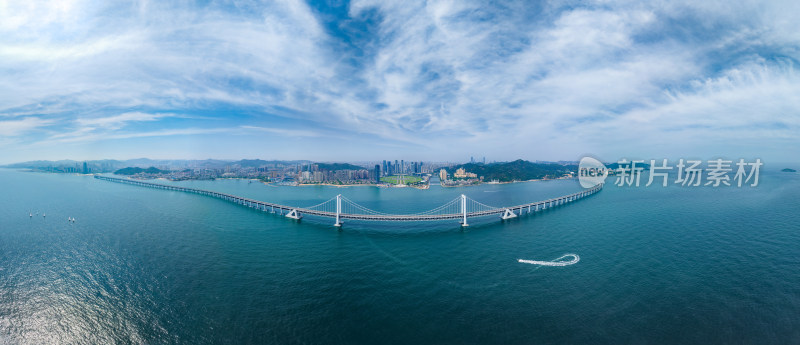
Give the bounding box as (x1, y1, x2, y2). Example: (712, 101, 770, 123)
(82, 162, 89, 174)
(374, 164, 380, 183)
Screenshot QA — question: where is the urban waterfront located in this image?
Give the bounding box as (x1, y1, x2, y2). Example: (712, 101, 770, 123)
(1, 168, 799, 343)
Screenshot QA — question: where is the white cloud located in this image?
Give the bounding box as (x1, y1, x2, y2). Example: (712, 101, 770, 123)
(0, 0, 337, 119)
(1, 0, 799, 161)
(33, 127, 234, 146)
(75, 112, 176, 130)
(342, 0, 800, 160)
(0, 117, 52, 137)
(240, 125, 321, 138)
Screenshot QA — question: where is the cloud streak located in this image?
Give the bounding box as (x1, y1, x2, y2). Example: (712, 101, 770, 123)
(0, 117, 53, 137)
(75, 112, 177, 129)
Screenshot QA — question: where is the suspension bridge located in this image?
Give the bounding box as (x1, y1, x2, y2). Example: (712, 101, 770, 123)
(94, 175, 603, 227)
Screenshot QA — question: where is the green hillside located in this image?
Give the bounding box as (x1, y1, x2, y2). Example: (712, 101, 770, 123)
(114, 167, 168, 175)
(315, 163, 368, 171)
(447, 160, 576, 182)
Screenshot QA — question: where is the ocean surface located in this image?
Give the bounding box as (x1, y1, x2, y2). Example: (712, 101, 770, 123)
(1, 168, 799, 344)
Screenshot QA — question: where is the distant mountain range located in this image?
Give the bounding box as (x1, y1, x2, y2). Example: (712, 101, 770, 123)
(2, 158, 314, 173)
(605, 161, 651, 170)
(6, 158, 653, 178)
(314, 163, 370, 171)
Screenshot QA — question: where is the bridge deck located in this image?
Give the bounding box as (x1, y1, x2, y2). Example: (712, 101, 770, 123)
(94, 175, 602, 224)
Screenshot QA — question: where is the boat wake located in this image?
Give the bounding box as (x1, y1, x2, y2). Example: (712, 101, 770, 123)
(518, 254, 579, 266)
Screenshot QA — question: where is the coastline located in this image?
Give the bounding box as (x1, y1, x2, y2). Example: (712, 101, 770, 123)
(296, 182, 429, 189)
(297, 183, 379, 188)
(20, 170, 575, 189)
(440, 176, 576, 187)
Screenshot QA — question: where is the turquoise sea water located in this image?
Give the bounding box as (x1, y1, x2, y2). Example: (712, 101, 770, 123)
(1, 168, 799, 344)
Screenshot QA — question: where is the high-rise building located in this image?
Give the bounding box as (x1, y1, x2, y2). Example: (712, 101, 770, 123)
(439, 169, 448, 181)
(374, 164, 381, 183)
(470, 156, 474, 163)
(400, 160, 404, 174)
(82, 162, 89, 174)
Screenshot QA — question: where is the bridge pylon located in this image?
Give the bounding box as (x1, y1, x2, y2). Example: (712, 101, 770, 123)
(334, 194, 342, 227)
(460, 194, 469, 227)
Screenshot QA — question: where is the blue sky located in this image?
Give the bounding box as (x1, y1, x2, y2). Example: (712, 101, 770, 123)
(1, 0, 798, 164)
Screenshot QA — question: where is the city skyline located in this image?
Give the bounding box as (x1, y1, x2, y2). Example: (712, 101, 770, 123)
(1, 1, 799, 164)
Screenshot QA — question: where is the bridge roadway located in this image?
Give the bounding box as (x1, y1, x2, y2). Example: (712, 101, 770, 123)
(94, 175, 603, 225)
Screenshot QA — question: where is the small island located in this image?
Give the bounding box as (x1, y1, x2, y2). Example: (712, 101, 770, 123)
(782, 168, 797, 172)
